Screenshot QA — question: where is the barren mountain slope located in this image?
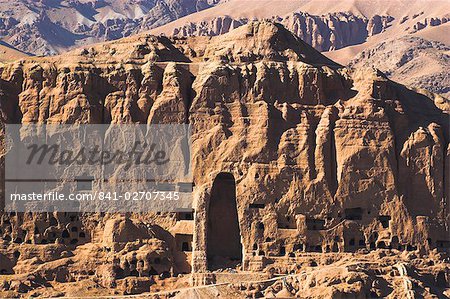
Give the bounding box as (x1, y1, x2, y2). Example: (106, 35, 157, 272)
(0, 22, 449, 297)
(151, 0, 449, 40)
(349, 36, 450, 98)
(150, 0, 450, 97)
(0, 41, 28, 63)
(0, 0, 222, 56)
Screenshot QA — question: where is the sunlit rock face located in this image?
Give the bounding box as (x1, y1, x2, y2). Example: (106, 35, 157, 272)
(0, 22, 449, 297)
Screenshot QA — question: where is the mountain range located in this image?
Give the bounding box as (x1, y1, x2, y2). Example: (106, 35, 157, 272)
(0, 0, 221, 56)
(0, 0, 449, 97)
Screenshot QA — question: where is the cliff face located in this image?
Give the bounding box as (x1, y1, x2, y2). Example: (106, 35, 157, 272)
(0, 22, 449, 297)
(172, 12, 395, 51)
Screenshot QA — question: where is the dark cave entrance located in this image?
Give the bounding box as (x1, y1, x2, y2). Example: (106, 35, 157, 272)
(207, 172, 242, 270)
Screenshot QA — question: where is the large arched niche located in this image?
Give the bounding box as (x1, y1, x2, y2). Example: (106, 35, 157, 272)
(206, 172, 243, 270)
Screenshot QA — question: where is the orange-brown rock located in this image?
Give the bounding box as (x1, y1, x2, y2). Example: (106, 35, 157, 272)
(0, 22, 449, 297)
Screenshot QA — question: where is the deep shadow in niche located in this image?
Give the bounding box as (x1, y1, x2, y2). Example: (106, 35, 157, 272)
(207, 172, 243, 271)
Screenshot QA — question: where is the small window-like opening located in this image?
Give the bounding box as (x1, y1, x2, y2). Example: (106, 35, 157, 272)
(34, 227, 39, 234)
(293, 244, 303, 251)
(79, 232, 86, 238)
(370, 242, 376, 250)
(378, 215, 391, 228)
(265, 237, 272, 242)
(13, 251, 20, 258)
(258, 222, 265, 230)
(176, 234, 193, 252)
(252, 243, 258, 250)
(176, 209, 194, 220)
(249, 203, 265, 209)
(182, 242, 190, 251)
(62, 230, 70, 238)
(70, 238, 78, 245)
(279, 246, 286, 256)
(406, 244, 416, 251)
(258, 250, 265, 256)
(344, 208, 363, 220)
(377, 241, 387, 249)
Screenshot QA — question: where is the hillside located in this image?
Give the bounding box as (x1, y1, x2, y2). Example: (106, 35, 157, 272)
(0, 41, 28, 63)
(150, 0, 450, 97)
(0, 22, 449, 297)
(0, 0, 222, 56)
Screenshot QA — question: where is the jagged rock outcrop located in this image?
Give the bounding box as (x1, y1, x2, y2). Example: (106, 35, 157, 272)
(0, 22, 449, 297)
(173, 12, 394, 51)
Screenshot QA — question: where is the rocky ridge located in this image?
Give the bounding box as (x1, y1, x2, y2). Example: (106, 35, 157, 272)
(0, 0, 221, 56)
(172, 12, 395, 51)
(151, 0, 450, 98)
(0, 22, 449, 297)
(349, 36, 450, 98)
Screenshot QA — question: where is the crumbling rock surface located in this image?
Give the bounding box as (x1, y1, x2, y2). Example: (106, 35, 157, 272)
(172, 12, 394, 52)
(0, 22, 449, 297)
(349, 36, 450, 98)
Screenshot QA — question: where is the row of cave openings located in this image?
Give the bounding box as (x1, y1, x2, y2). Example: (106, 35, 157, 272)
(0, 212, 87, 245)
(189, 172, 450, 270)
(113, 256, 171, 279)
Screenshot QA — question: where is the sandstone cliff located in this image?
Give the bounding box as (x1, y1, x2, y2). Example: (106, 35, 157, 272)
(0, 22, 449, 297)
(172, 12, 394, 51)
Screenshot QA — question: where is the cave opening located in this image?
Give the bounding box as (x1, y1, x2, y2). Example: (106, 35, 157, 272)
(207, 172, 242, 271)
